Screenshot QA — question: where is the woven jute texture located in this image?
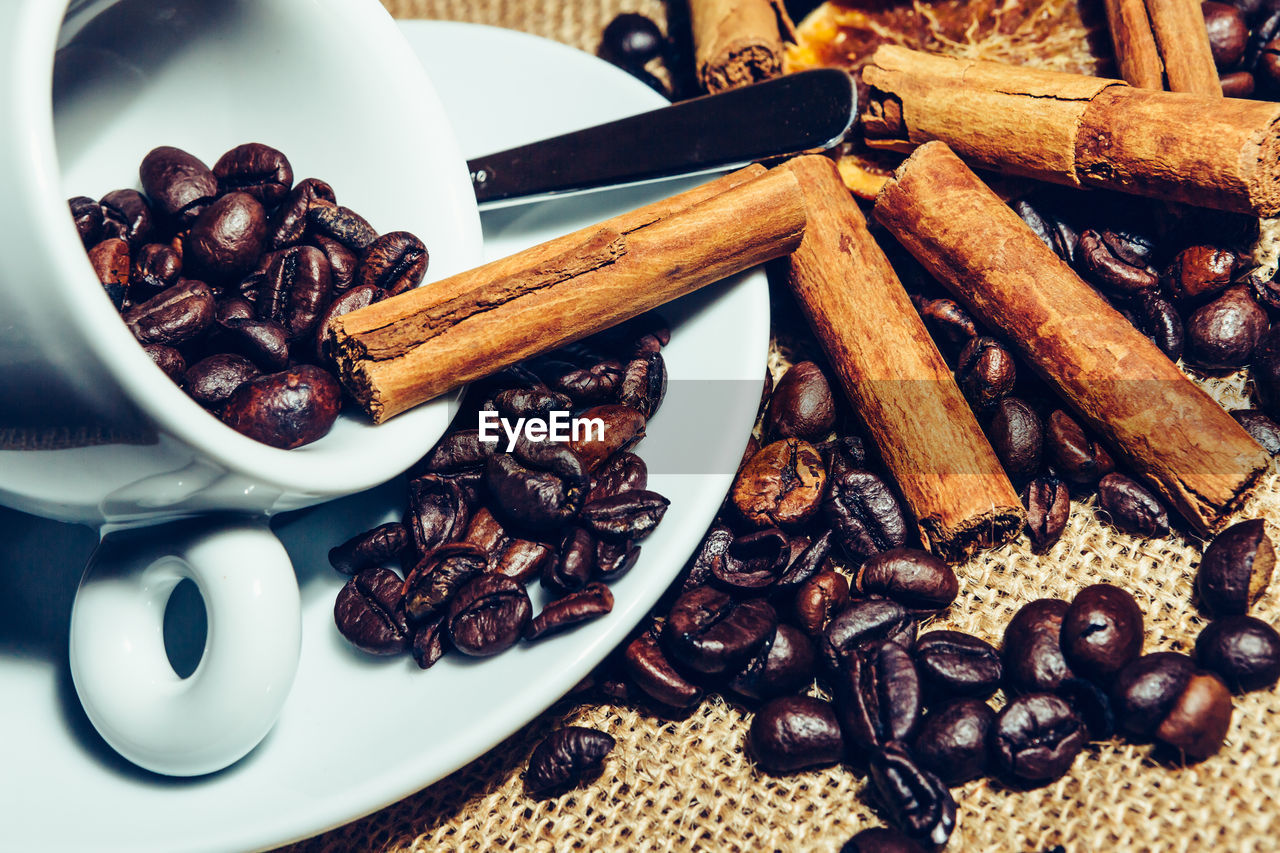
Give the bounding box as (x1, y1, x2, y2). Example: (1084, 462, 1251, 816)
(274, 2, 1280, 850)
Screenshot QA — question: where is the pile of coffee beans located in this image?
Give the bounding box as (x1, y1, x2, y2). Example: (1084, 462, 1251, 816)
(331, 315, 671, 674)
(1204, 1, 1280, 98)
(69, 143, 428, 448)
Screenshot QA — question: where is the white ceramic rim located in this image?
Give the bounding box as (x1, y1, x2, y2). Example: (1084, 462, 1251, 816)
(14, 0, 483, 500)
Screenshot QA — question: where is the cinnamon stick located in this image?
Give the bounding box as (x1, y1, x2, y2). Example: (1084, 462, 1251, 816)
(1145, 0, 1222, 96)
(1105, 0, 1164, 90)
(874, 142, 1270, 536)
(689, 0, 796, 92)
(782, 156, 1023, 560)
(861, 46, 1277, 214)
(333, 166, 806, 422)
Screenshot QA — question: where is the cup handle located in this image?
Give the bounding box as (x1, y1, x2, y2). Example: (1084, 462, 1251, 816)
(69, 517, 301, 776)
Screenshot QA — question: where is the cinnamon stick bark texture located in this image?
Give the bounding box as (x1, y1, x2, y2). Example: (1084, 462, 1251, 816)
(874, 142, 1271, 536)
(782, 156, 1023, 560)
(1145, 0, 1222, 95)
(689, 0, 796, 92)
(1105, 0, 1164, 90)
(861, 46, 1280, 214)
(332, 166, 805, 422)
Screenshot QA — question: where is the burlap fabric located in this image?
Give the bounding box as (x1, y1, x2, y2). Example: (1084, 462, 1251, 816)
(274, 3, 1280, 850)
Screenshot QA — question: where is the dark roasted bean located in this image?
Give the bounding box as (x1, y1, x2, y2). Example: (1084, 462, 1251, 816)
(100, 189, 154, 248)
(824, 468, 908, 561)
(89, 237, 130, 309)
(1061, 583, 1144, 682)
(140, 146, 217, 223)
(728, 623, 816, 701)
(1111, 651, 1199, 737)
(821, 598, 917, 670)
(403, 542, 488, 621)
(314, 283, 383, 361)
(600, 12, 665, 67)
(218, 317, 290, 371)
(794, 569, 850, 636)
(1098, 472, 1170, 537)
(1231, 409, 1280, 455)
(493, 387, 573, 421)
(142, 344, 186, 385)
(713, 528, 791, 591)
(748, 695, 846, 773)
(447, 573, 532, 656)
(187, 191, 267, 280)
(184, 353, 261, 408)
(1198, 518, 1275, 615)
(129, 243, 183, 297)
(268, 177, 335, 250)
(1122, 292, 1185, 361)
(1154, 670, 1234, 759)
(683, 523, 735, 591)
(617, 352, 667, 418)
(487, 439, 590, 530)
(496, 537, 556, 584)
(568, 404, 647, 472)
(1163, 244, 1237, 304)
(1204, 1, 1249, 67)
(1186, 285, 1268, 370)
(857, 548, 958, 613)
(405, 474, 470, 558)
(914, 630, 1002, 700)
(1002, 598, 1076, 693)
(219, 365, 341, 448)
(1045, 409, 1115, 485)
(328, 522, 409, 575)
(1195, 614, 1280, 692)
(69, 195, 104, 247)
(766, 361, 836, 440)
(587, 452, 648, 502)
(554, 360, 625, 405)
(915, 296, 978, 349)
(912, 697, 994, 785)
(833, 640, 922, 750)
(421, 428, 493, 476)
(411, 613, 448, 669)
(213, 142, 293, 206)
(775, 528, 834, 591)
(1057, 676, 1115, 740)
(987, 397, 1043, 485)
(357, 231, 428, 296)
(543, 527, 596, 595)
(216, 296, 255, 323)
(308, 204, 378, 251)
(1077, 229, 1157, 295)
(957, 336, 1016, 412)
(313, 233, 359, 291)
(525, 582, 614, 641)
(596, 538, 641, 581)
(123, 279, 215, 346)
(663, 585, 777, 675)
(624, 631, 703, 708)
(1221, 69, 1257, 97)
(990, 693, 1085, 782)
(731, 438, 827, 528)
(334, 567, 410, 655)
(867, 741, 956, 847)
(525, 726, 615, 797)
(1023, 476, 1070, 553)
(259, 245, 333, 340)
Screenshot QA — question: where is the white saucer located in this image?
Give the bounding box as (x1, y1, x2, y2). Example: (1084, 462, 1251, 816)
(0, 21, 769, 852)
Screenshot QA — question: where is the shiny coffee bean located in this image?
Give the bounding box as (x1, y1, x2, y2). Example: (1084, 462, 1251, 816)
(568, 404, 647, 472)
(1111, 651, 1198, 737)
(216, 296, 255, 323)
(1061, 583, 1144, 681)
(139, 146, 217, 223)
(493, 387, 574, 421)
(1013, 196, 1078, 262)
(596, 536, 640, 578)
(617, 352, 666, 418)
(732, 439, 827, 528)
(663, 585, 777, 675)
(1195, 614, 1280, 692)
(987, 397, 1043, 485)
(497, 535, 556, 585)
(600, 13, 665, 68)
(328, 522, 409, 575)
(1100, 227, 1156, 267)
(1002, 598, 1076, 693)
(123, 279, 215, 346)
(1098, 472, 1170, 537)
(833, 640, 922, 750)
(219, 364, 341, 449)
(624, 631, 703, 709)
(129, 243, 183, 296)
(712, 528, 790, 591)
(218, 317, 290, 371)
(915, 296, 977, 349)
(914, 630, 1002, 700)
(794, 569, 850, 636)
(912, 697, 994, 785)
(543, 526, 596, 594)
(403, 542, 488, 621)
(682, 523, 734, 592)
(88, 237, 130, 309)
(728, 623, 817, 701)
(1231, 409, 1280, 455)
(1121, 292, 1185, 361)
(766, 361, 836, 440)
(357, 231, 428, 296)
(314, 283, 384, 362)
(821, 598, 917, 670)
(524, 726, 615, 798)
(1163, 244, 1238, 303)
(187, 191, 267, 280)
(1198, 518, 1275, 615)
(856, 548, 958, 613)
(69, 196, 103, 247)
(184, 353, 261, 408)
(1204, 1, 1249, 67)
(587, 451, 647, 502)
(867, 741, 956, 847)
(259, 244, 333, 340)
(308, 204, 378, 251)
(213, 142, 293, 206)
(554, 360, 625, 405)
(313, 233, 358, 291)
(405, 473, 470, 558)
(268, 177, 335, 250)
(1249, 270, 1280, 312)
(142, 344, 186, 385)
(422, 428, 493, 477)
(411, 613, 448, 670)
(486, 439, 589, 530)
(447, 573, 532, 656)
(776, 529, 834, 592)
(1022, 475, 1070, 553)
(840, 827, 927, 853)
(957, 336, 1016, 412)
(749, 695, 846, 773)
(100, 189, 154, 248)
(1045, 409, 1115, 485)
(334, 567, 410, 655)
(1154, 670, 1234, 759)
(824, 468, 909, 562)
(1221, 68, 1257, 96)
(1186, 285, 1268, 369)
(1077, 229, 1157, 296)
(525, 582, 614, 641)
(990, 693, 1085, 782)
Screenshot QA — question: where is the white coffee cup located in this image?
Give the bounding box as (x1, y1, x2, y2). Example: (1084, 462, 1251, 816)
(0, 0, 482, 775)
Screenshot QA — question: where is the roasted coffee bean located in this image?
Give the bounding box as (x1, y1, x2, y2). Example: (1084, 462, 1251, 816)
(1249, 270, 1280, 312)
(220, 364, 341, 448)
(1186, 285, 1268, 369)
(833, 640, 922, 750)
(1204, 1, 1249, 66)
(543, 527, 596, 594)
(663, 585, 777, 675)
(990, 693, 1085, 782)
(1154, 670, 1234, 759)
(421, 428, 493, 476)
(1232, 409, 1280, 454)
(213, 142, 293, 206)
(1057, 676, 1116, 739)
(308, 204, 378, 251)
(216, 296, 255, 323)
(1023, 476, 1070, 553)
(732, 439, 827, 528)
(617, 352, 667, 418)
(218, 317, 290, 371)
(1098, 472, 1170, 537)
(624, 631, 704, 708)
(821, 598, 917, 670)
(914, 630, 1002, 700)
(328, 522, 409, 575)
(314, 283, 383, 362)
(600, 12, 665, 68)
(334, 567, 410, 654)
(405, 473, 470, 558)
(357, 231, 428, 296)
(1101, 228, 1157, 267)
(403, 542, 488, 621)
(794, 569, 850, 636)
(1198, 518, 1275, 615)
(867, 741, 956, 847)
(268, 178, 335, 250)
(1221, 69, 1258, 97)
(1122, 292, 1185, 361)
(824, 468, 909, 561)
(411, 613, 448, 669)
(69, 195, 103, 247)
(487, 439, 589, 530)
(987, 397, 1043, 485)
(187, 191, 267, 280)
(139, 146, 217, 222)
(766, 361, 836, 440)
(259, 244, 333, 340)
(840, 827, 927, 853)
(492, 387, 573, 422)
(526, 582, 614, 641)
(580, 490, 669, 540)
(1045, 409, 1115, 485)
(1111, 651, 1199, 737)
(88, 237, 130, 309)
(915, 296, 978, 349)
(184, 353, 260, 408)
(1061, 583, 1144, 681)
(447, 573, 533, 656)
(587, 452, 647, 502)
(525, 726, 615, 797)
(554, 360, 625, 405)
(748, 695, 846, 773)
(100, 189, 154, 248)
(142, 344, 186, 385)
(957, 336, 1016, 411)
(912, 697, 994, 785)
(712, 528, 790, 591)
(129, 243, 183, 296)
(598, 538, 642, 581)
(568, 404, 647, 472)
(1195, 614, 1280, 692)
(123, 279, 215, 346)
(1252, 326, 1280, 415)
(497, 537, 556, 584)
(728, 623, 816, 701)
(1002, 598, 1076, 693)
(775, 528, 834, 591)
(313, 233, 358, 291)
(1077, 229, 1157, 295)
(1163, 244, 1237, 304)
(857, 548, 958, 613)
(1013, 196, 1077, 262)
(683, 523, 735, 591)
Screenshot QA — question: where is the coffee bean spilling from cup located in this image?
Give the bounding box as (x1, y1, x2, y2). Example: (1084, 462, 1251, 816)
(69, 143, 428, 448)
